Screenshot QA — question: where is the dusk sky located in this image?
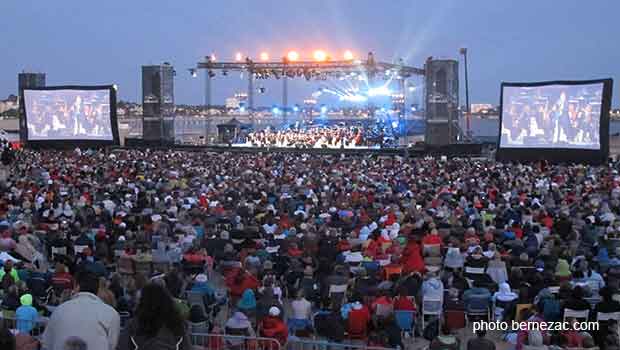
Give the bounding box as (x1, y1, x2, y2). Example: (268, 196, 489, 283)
(2, 0, 619, 107)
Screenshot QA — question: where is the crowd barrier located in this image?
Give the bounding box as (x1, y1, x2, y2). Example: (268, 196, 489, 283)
(190, 333, 281, 350)
(0, 315, 48, 339)
(189, 333, 398, 350)
(286, 338, 397, 350)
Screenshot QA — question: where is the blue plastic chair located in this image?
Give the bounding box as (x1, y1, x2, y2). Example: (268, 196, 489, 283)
(394, 310, 415, 336)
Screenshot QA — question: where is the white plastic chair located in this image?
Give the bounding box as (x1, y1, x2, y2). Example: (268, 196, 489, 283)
(563, 308, 589, 323)
(464, 266, 485, 275)
(51, 246, 67, 258)
(74, 245, 88, 254)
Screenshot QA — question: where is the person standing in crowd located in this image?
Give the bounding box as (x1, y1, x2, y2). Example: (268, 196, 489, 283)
(0, 260, 20, 282)
(42, 271, 120, 350)
(15, 293, 39, 334)
(259, 306, 288, 346)
(122, 283, 191, 350)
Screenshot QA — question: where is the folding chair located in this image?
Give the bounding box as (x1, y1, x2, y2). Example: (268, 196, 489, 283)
(74, 245, 89, 254)
(328, 284, 348, 305)
(119, 311, 131, 329)
(421, 296, 442, 330)
(465, 295, 491, 326)
(464, 266, 486, 275)
(563, 308, 590, 323)
(51, 246, 67, 259)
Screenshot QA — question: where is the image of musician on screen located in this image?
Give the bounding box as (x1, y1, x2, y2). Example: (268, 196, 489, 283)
(26, 90, 112, 140)
(500, 84, 602, 149)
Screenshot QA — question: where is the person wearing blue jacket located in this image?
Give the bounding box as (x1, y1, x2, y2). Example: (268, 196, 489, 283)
(16, 294, 39, 334)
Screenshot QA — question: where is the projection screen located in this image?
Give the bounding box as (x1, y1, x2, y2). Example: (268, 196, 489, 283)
(24, 87, 115, 141)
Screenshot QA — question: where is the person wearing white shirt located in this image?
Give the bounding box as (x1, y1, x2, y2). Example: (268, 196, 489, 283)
(42, 271, 120, 350)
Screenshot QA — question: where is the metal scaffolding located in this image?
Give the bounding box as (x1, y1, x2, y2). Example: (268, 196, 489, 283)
(191, 52, 425, 119)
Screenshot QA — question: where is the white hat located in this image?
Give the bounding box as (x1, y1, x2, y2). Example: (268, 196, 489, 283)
(269, 306, 281, 317)
(196, 274, 208, 283)
(118, 236, 126, 241)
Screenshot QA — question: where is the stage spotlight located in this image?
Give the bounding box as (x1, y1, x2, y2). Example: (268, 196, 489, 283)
(260, 52, 269, 61)
(313, 50, 327, 62)
(235, 52, 243, 62)
(343, 50, 354, 60)
(272, 106, 280, 114)
(392, 121, 399, 129)
(293, 105, 299, 112)
(320, 105, 328, 114)
(189, 69, 197, 78)
(239, 106, 246, 112)
(287, 51, 299, 62)
(210, 54, 217, 61)
(408, 86, 415, 92)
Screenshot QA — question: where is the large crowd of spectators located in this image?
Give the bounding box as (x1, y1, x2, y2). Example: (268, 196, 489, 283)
(1, 145, 620, 350)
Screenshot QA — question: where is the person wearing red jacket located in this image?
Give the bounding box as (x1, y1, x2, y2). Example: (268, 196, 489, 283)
(422, 229, 442, 248)
(260, 307, 288, 346)
(401, 238, 425, 274)
(347, 301, 371, 338)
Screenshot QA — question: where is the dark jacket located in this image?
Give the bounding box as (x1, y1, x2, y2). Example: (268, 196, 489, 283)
(120, 320, 192, 350)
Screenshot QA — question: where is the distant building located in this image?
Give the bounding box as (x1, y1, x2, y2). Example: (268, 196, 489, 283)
(225, 97, 240, 110)
(142, 63, 175, 142)
(0, 95, 19, 114)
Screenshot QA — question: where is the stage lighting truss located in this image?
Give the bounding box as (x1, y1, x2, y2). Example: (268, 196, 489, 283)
(194, 55, 423, 83)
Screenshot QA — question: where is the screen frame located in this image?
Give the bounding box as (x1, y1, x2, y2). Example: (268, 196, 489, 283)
(496, 78, 613, 164)
(22, 85, 119, 148)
